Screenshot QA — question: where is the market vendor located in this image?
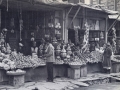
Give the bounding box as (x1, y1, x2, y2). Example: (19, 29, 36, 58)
(38, 38, 45, 57)
(44, 37, 55, 82)
(30, 37, 38, 55)
(103, 42, 113, 74)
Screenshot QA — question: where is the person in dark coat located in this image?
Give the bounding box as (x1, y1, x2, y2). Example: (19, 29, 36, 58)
(103, 42, 113, 73)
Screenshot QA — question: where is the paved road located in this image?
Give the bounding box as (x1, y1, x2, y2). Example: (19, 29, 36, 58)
(73, 82, 120, 90)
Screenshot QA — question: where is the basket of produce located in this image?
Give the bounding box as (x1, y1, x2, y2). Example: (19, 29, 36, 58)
(7, 69, 26, 76)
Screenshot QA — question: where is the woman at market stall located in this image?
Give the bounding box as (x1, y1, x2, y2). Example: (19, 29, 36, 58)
(103, 42, 113, 74)
(44, 37, 55, 82)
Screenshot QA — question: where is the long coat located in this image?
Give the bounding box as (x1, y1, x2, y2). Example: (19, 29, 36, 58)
(103, 46, 112, 69)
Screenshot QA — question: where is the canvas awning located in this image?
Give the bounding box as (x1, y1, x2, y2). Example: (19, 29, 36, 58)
(0, 0, 119, 14)
(108, 14, 120, 21)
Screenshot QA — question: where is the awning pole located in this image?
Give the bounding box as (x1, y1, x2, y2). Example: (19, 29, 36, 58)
(68, 6, 81, 28)
(65, 6, 73, 19)
(107, 14, 120, 32)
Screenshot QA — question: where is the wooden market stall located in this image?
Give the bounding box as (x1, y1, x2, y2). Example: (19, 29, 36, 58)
(0, 0, 118, 86)
(0, 0, 67, 85)
(108, 15, 120, 73)
(64, 3, 117, 74)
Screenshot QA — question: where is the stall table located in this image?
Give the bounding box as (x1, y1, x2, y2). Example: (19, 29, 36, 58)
(0, 68, 8, 85)
(22, 64, 69, 82)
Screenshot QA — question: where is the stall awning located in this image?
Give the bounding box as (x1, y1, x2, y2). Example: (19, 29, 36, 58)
(108, 14, 120, 21)
(0, 0, 119, 14)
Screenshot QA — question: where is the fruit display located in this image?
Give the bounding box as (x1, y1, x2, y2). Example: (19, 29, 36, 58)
(68, 51, 86, 66)
(9, 52, 46, 69)
(54, 56, 64, 64)
(111, 55, 120, 62)
(87, 50, 103, 63)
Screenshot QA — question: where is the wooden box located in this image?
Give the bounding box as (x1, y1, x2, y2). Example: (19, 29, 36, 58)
(9, 75, 25, 87)
(68, 68, 80, 79)
(80, 65, 87, 77)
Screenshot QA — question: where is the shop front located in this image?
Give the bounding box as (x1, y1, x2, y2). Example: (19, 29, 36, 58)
(0, 0, 118, 86)
(0, 0, 66, 84)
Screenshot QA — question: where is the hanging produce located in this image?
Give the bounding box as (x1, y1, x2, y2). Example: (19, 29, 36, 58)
(81, 21, 90, 53)
(111, 27, 116, 54)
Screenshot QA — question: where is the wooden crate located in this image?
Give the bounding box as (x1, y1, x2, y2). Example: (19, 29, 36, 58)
(68, 68, 80, 79)
(80, 65, 87, 77)
(9, 75, 25, 87)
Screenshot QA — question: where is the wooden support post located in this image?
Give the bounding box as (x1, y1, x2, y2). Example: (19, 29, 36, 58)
(107, 15, 120, 32)
(105, 17, 108, 43)
(0, 9, 1, 29)
(65, 6, 73, 19)
(64, 6, 73, 42)
(69, 6, 81, 28)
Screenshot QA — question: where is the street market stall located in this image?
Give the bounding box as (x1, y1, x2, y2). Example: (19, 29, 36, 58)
(0, 0, 118, 86)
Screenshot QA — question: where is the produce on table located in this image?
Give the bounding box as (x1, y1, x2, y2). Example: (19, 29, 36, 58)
(54, 56, 64, 64)
(9, 52, 46, 69)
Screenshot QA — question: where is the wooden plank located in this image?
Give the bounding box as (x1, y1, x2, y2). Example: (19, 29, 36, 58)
(111, 76, 120, 81)
(110, 72, 120, 76)
(70, 81, 89, 87)
(69, 6, 81, 28)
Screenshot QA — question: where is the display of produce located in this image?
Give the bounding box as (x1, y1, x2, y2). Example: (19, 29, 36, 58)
(54, 56, 64, 64)
(111, 55, 120, 62)
(0, 53, 16, 70)
(9, 53, 46, 69)
(61, 45, 67, 58)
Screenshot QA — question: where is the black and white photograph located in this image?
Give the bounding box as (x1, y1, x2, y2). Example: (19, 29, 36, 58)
(0, 0, 120, 90)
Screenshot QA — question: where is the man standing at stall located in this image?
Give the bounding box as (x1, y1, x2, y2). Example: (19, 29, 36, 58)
(45, 37, 55, 82)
